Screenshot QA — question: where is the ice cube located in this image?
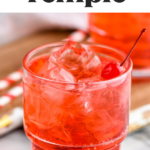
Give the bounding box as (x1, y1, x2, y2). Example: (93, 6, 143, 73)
(29, 57, 49, 76)
(41, 84, 73, 107)
(37, 103, 65, 129)
(67, 92, 94, 124)
(49, 41, 101, 76)
(86, 53, 101, 71)
(49, 41, 89, 74)
(47, 41, 102, 83)
(44, 67, 76, 83)
(83, 109, 114, 142)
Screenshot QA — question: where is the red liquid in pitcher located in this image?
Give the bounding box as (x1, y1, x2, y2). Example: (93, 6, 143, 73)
(89, 13, 150, 71)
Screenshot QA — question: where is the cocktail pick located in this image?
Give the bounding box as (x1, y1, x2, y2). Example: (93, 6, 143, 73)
(101, 28, 146, 80)
(120, 28, 146, 66)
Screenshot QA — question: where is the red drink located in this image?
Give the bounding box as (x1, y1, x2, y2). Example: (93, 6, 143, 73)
(89, 13, 150, 80)
(23, 41, 132, 150)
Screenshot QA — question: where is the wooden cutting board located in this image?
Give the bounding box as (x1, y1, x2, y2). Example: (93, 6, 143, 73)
(0, 29, 150, 116)
(0, 30, 71, 115)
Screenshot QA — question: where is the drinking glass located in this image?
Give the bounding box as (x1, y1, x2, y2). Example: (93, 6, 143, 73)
(23, 42, 132, 150)
(89, 13, 149, 80)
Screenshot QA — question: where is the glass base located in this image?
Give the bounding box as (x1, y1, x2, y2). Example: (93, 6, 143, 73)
(32, 143, 120, 150)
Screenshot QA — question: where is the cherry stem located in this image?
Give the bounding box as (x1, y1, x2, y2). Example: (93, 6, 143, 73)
(120, 28, 146, 66)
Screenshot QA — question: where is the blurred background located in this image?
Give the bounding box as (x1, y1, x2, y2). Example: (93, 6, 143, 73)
(0, 13, 150, 150)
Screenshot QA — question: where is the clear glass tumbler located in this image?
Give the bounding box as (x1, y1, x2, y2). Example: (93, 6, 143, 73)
(22, 42, 132, 150)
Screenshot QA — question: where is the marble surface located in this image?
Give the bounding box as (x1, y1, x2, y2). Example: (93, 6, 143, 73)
(0, 126, 150, 150)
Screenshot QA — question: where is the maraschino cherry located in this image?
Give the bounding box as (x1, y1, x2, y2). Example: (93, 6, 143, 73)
(101, 28, 146, 80)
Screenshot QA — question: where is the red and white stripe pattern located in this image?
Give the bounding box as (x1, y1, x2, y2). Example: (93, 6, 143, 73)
(0, 84, 23, 108)
(0, 30, 88, 135)
(0, 30, 87, 109)
(0, 70, 22, 92)
(64, 30, 87, 42)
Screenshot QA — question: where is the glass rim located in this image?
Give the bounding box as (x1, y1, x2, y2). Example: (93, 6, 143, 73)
(22, 41, 133, 85)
